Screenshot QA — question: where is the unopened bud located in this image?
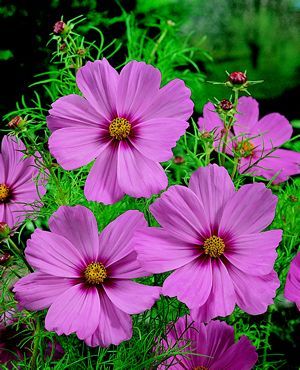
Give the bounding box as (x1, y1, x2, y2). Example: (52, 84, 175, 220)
(8, 116, 26, 130)
(77, 48, 86, 56)
(173, 156, 185, 164)
(0, 222, 10, 240)
(59, 43, 67, 51)
(0, 252, 11, 265)
(219, 99, 233, 111)
(53, 21, 69, 35)
(228, 71, 247, 85)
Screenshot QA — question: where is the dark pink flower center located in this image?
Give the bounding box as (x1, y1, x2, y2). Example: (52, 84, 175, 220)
(109, 117, 131, 140)
(84, 262, 107, 284)
(0, 184, 11, 203)
(203, 235, 225, 258)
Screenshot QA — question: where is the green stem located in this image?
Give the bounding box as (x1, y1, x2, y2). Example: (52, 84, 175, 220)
(262, 308, 273, 365)
(6, 238, 33, 272)
(231, 156, 239, 179)
(30, 316, 41, 370)
(149, 28, 168, 63)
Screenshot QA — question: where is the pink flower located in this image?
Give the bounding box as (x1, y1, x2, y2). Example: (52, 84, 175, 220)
(135, 164, 282, 322)
(157, 316, 257, 369)
(47, 59, 193, 204)
(0, 135, 46, 228)
(13, 206, 161, 347)
(198, 97, 300, 183)
(284, 252, 300, 310)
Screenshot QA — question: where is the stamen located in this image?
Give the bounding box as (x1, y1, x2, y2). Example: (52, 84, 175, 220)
(194, 366, 208, 370)
(109, 117, 131, 140)
(0, 184, 11, 203)
(84, 262, 107, 285)
(203, 235, 225, 258)
(236, 140, 255, 158)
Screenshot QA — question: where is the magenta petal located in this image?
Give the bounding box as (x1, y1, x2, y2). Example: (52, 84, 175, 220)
(190, 259, 236, 322)
(47, 94, 107, 132)
(225, 230, 282, 275)
(284, 252, 300, 308)
(0, 203, 25, 228)
(134, 228, 198, 273)
(198, 102, 223, 133)
(131, 117, 189, 162)
(219, 182, 277, 235)
(45, 284, 100, 339)
(227, 265, 279, 315)
(48, 127, 109, 170)
(76, 59, 118, 121)
(84, 143, 125, 204)
(189, 164, 235, 229)
(150, 185, 209, 244)
(0, 154, 4, 182)
(234, 96, 259, 137)
(140, 79, 193, 121)
(84, 288, 132, 347)
(103, 280, 160, 314)
(116, 61, 161, 121)
(25, 229, 84, 277)
(162, 258, 212, 309)
(13, 272, 73, 311)
(48, 205, 99, 262)
(117, 141, 168, 198)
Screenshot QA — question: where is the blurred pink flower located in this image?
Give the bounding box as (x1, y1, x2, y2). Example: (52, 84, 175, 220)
(47, 59, 193, 204)
(13, 206, 160, 347)
(135, 164, 281, 322)
(158, 316, 257, 369)
(284, 252, 300, 310)
(198, 97, 300, 183)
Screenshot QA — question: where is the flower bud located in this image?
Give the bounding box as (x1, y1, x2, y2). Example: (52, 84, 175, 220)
(0, 252, 11, 265)
(77, 48, 86, 56)
(53, 21, 69, 35)
(8, 116, 26, 130)
(173, 156, 185, 164)
(0, 222, 10, 240)
(59, 43, 67, 51)
(219, 99, 233, 111)
(228, 72, 247, 85)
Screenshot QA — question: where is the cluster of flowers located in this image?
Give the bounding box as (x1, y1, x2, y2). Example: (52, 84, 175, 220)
(1, 58, 299, 368)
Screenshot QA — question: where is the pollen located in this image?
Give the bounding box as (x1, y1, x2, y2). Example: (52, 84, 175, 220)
(203, 235, 225, 258)
(0, 184, 11, 203)
(194, 367, 208, 370)
(237, 140, 255, 158)
(109, 117, 131, 140)
(84, 262, 107, 285)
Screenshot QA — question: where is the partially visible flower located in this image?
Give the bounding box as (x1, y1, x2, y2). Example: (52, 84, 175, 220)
(198, 97, 300, 183)
(53, 21, 66, 35)
(47, 59, 193, 204)
(8, 116, 26, 130)
(135, 164, 281, 322)
(13, 206, 161, 347)
(284, 252, 300, 310)
(0, 136, 47, 228)
(158, 316, 258, 369)
(228, 71, 247, 85)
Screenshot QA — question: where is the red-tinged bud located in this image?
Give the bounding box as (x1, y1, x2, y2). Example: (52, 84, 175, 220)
(8, 116, 26, 130)
(201, 131, 212, 139)
(228, 71, 247, 85)
(77, 48, 86, 56)
(0, 222, 10, 240)
(53, 21, 69, 35)
(0, 252, 11, 265)
(59, 43, 67, 51)
(219, 99, 233, 111)
(173, 156, 185, 164)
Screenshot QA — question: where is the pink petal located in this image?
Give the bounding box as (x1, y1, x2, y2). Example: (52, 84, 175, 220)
(189, 164, 235, 230)
(107, 251, 148, 279)
(227, 265, 279, 314)
(45, 283, 100, 339)
(117, 141, 168, 198)
(134, 228, 199, 273)
(162, 257, 212, 308)
(130, 117, 189, 162)
(84, 143, 124, 204)
(150, 185, 209, 244)
(25, 229, 84, 277)
(76, 59, 118, 121)
(48, 127, 109, 170)
(219, 183, 277, 235)
(234, 96, 259, 137)
(84, 288, 132, 347)
(0, 203, 26, 228)
(48, 205, 99, 262)
(224, 230, 282, 275)
(13, 272, 73, 310)
(103, 279, 160, 314)
(140, 78, 193, 121)
(284, 252, 300, 306)
(47, 94, 107, 132)
(116, 61, 161, 122)
(0, 154, 4, 182)
(190, 259, 236, 322)
(198, 102, 223, 133)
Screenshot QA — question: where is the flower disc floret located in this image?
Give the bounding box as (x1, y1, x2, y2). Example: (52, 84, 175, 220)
(109, 117, 131, 140)
(84, 262, 107, 284)
(0, 184, 11, 203)
(203, 235, 225, 258)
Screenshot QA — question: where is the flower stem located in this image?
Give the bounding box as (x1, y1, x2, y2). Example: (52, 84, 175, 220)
(6, 238, 33, 272)
(30, 316, 41, 370)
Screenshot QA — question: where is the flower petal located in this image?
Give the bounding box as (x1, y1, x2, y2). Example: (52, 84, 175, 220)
(234, 97, 259, 137)
(219, 182, 277, 235)
(134, 228, 198, 273)
(162, 257, 212, 308)
(76, 59, 118, 121)
(45, 284, 100, 339)
(48, 205, 99, 262)
(284, 252, 300, 306)
(117, 141, 168, 198)
(103, 280, 161, 314)
(84, 143, 124, 204)
(150, 185, 209, 244)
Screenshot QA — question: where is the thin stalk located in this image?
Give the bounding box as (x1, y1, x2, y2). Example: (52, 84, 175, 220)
(6, 238, 33, 272)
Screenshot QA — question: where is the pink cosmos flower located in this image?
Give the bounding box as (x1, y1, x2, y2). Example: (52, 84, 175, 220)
(13, 206, 161, 347)
(284, 252, 300, 310)
(135, 164, 282, 322)
(47, 59, 193, 204)
(158, 316, 257, 369)
(0, 135, 46, 228)
(198, 97, 300, 183)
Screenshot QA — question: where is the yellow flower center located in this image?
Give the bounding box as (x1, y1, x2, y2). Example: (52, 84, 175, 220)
(84, 262, 107, 284)
(236, 140, 255, 158)
(0, 184, 11, 203)
(109, 117, 131, 140)
(203, 235, 225, 258)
